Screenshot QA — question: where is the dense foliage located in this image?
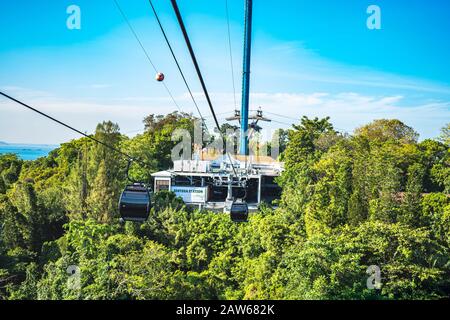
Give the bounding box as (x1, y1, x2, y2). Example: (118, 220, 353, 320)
(0, 114, 449, 300)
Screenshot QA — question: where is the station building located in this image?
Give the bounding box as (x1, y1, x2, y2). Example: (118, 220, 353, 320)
(151, 150, 283, 211)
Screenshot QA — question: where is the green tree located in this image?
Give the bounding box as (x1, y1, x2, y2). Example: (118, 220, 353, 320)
(86, 161, 116, 223)
(304, 143, 353, 237)
(279, 221, 449, 300)
(277, 117, 337, 235)
(420, 193, 450, 244)
(439, 123, 450, 146)
(354, 119, 419, 144)
(399, 163, 425, 226)
(0, 154, 22, 193)
(64, 153, 89, 220)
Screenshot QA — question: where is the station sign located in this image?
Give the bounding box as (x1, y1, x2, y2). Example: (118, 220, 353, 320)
(171, 186, 208, 203)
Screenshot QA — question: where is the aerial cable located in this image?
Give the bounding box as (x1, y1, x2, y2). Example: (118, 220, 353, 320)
(169, 0, 219, 128)
(112, 0, 182, 112)
(147, 0, 208, 131)
(0, 91, 148, 168)
(263, 111, 299, 121)
(225, 0, 238, 112)
(170, 0, 237, 176)
(203, 110, 235, 118)
(270, 119, 294, 126)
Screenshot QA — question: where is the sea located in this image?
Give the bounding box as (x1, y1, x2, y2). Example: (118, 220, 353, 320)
(0, 143, 58, 161)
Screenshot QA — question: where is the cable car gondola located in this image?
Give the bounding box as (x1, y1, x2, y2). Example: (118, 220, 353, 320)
(119, 183, 151, 222)
(229, 199, 249, 223)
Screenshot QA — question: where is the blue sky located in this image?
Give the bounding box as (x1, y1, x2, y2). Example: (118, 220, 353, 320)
(0, 0, 449, 144)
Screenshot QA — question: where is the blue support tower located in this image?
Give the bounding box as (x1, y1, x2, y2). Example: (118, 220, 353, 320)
(240, 0, 253, 156)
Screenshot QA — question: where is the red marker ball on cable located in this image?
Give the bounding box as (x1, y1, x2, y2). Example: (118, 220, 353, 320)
(155, 72, 165, 82)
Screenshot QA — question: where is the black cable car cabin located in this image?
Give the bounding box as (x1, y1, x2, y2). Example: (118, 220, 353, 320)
(230, 200, 249, 223)
(119, 184, 151, 222)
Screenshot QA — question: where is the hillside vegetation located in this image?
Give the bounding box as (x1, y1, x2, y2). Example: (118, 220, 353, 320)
(0, 113, 449, 300)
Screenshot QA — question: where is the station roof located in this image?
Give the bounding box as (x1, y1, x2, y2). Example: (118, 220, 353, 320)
(198, 150, 281, 165)
(151, 170, 172, 177)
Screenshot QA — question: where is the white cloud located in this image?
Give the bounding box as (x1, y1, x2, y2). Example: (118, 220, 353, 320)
(202, 91, 450, 139)
(1, 84, 449, 145)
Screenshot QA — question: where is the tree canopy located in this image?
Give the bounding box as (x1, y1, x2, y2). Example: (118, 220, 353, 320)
(0, 116, 449, 300)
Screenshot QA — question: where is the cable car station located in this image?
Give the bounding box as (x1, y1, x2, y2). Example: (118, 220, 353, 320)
(152, 153, 283, 212)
